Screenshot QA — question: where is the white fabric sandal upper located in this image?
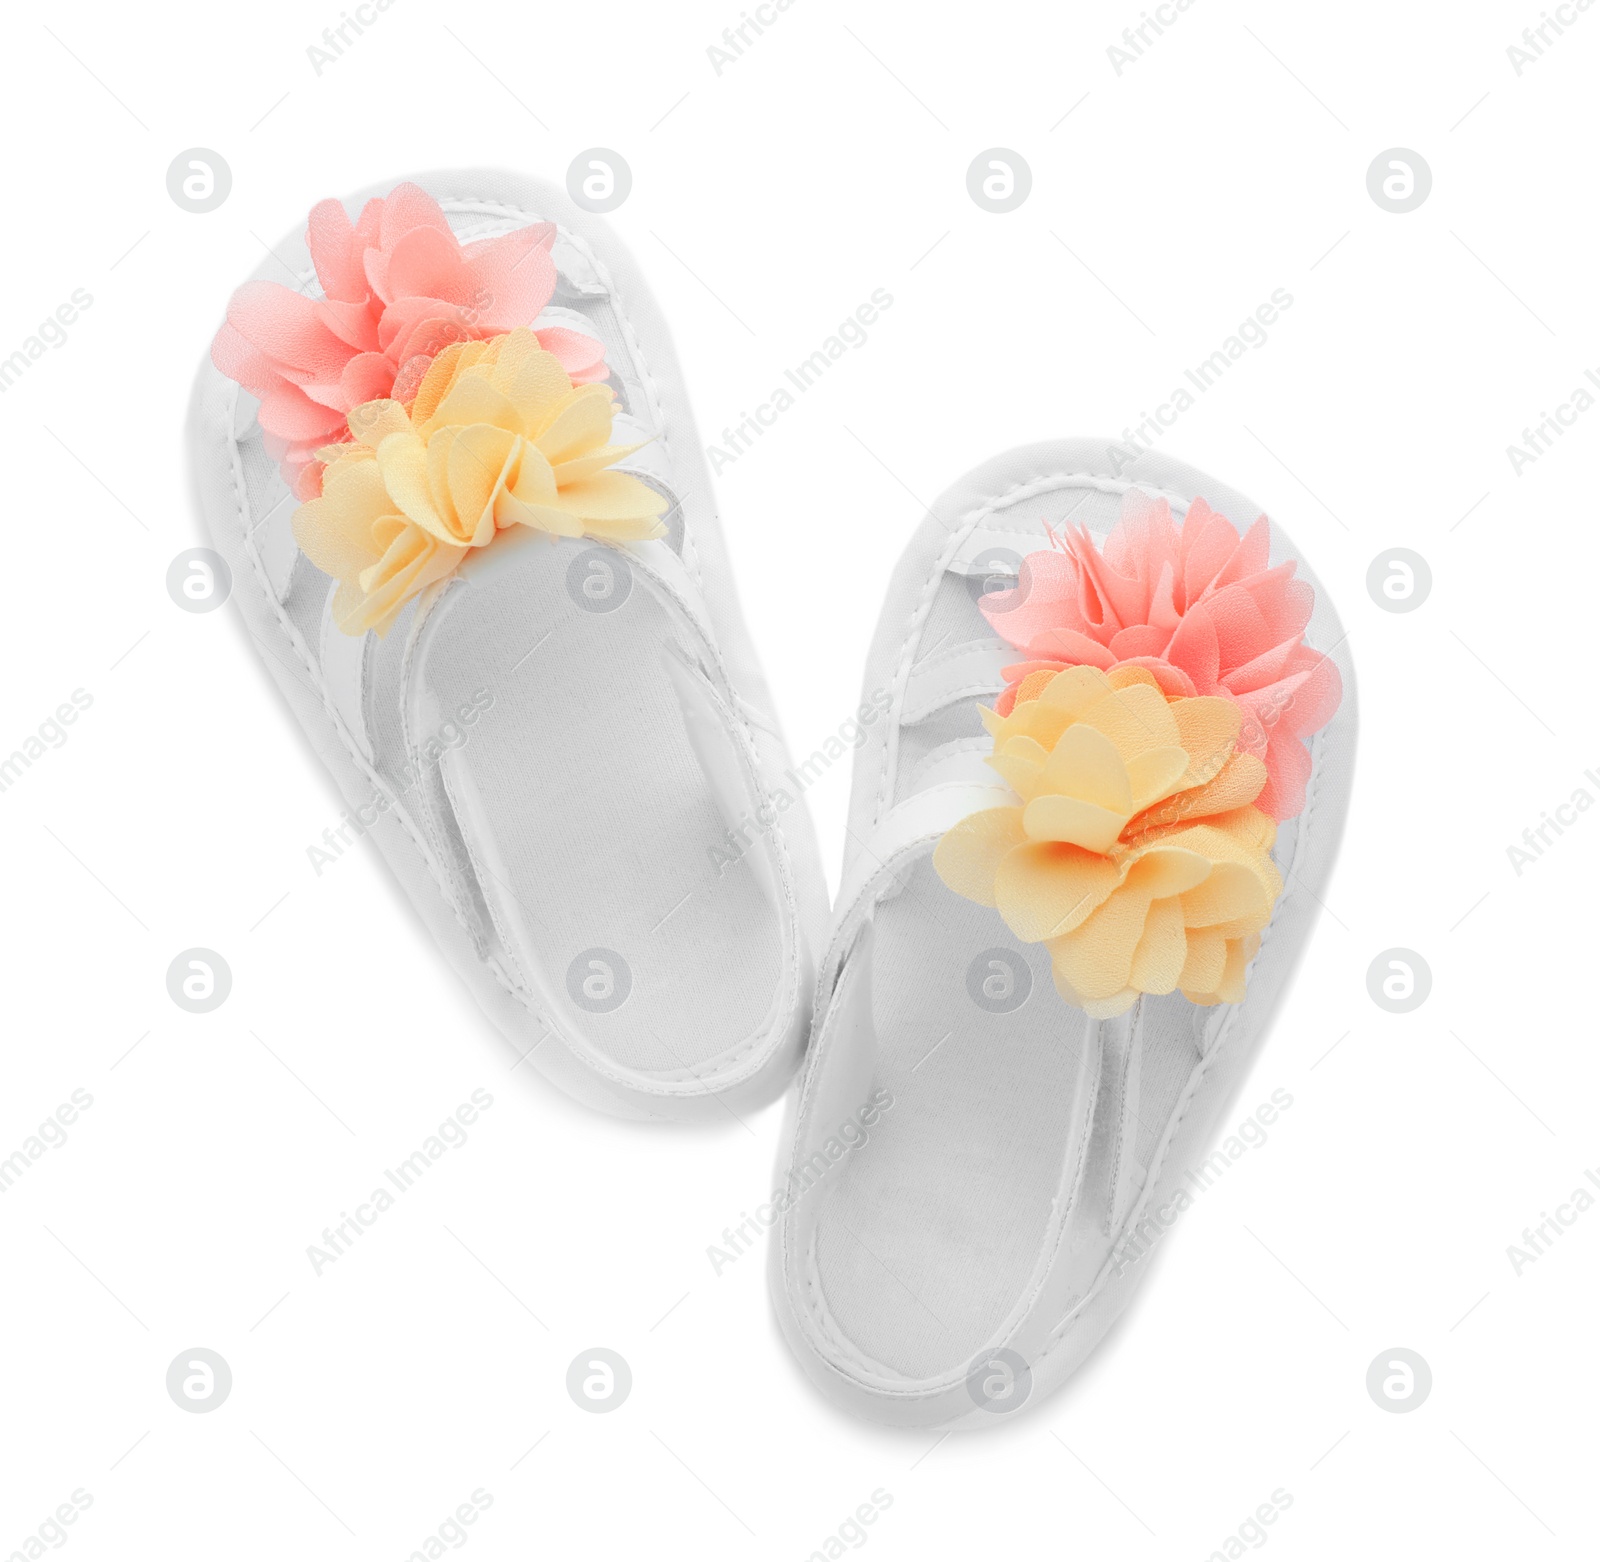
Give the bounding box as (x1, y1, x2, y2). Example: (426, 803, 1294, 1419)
(188, 170, 828, 1120)
(769, 439, 1356, 1428)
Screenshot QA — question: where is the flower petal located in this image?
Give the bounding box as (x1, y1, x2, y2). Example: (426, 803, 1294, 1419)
(994, 841, 1122, 941)
(293, 460, 388, 579)
(507, 443, 558, 509)
(1124, 745, 1191, 813)
(447, 423, 519, 546)
(307, 197, 365, 302)
(384, 224, 473, 305)
(225, 280, 353, 380)
(535, 324, 607, 383)
(1179, 860, 1269, 928)
(373, 430, 452, 540)
(1129, 894, 1187, 994)
(1132, 750, 1267, 831)
(256, 383, 346, 442)
(1076, 678, 1180, 758)
(430, 373, 521, 436)
(346, 398, 411, 448)
(1022, 794, 1128, 853)
(932, 807, 1025, 908)
(986, 734, 1049, 799)
(1046, 888, 1152, 1001)
(553, 441, 648, 485)
(545, 470, 667, 525)
(465, 224, 559, 331)
(1040, 722, 1133, 814)
(1121, 843, 1214, 900)
(377, 182, 454, 249)
(1171, 695, 1241, 788)
(534, 383, 618, 462)
(409, 340, 486, 426)
(1178, 927, 1227, 994)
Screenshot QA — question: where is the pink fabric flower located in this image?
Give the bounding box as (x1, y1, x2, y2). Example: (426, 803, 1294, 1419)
(211, 182, 607, 497)
(981, 490, 1341, 820)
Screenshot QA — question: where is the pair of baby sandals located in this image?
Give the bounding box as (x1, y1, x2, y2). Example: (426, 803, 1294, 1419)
(188, 169, 1354, 1430)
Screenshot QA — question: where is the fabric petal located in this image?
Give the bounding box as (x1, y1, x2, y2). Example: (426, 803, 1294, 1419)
(1170, 696, 1242, 789)
(256, 383, 346, 442)
(533, 384, 618, 460)
(373, 430, 451, 540)
(465, 224, 559, 330)
(1046, 888, 1152, 1001)
(1179, 861, 1270, 928)
(993, 841, 1122, 941)
(339, 354, 397, 411)
(1178, 927, 1227, 994)
(1256, 729, 1314, 821)
(545, 470, 667, 525)
(225, 281, 354, 381)
(932, 808, 1026, 908)
(1040, 723, 1133, 814)
(1129, 894, 1187, 994)
(376, 181, 453, 250)
(385, 225, 472, 305)
(1022, 794, 1129, 854)
(447, 424, 519, 546)
(306, 197, 365, 301)
(535, 324, 607, 383)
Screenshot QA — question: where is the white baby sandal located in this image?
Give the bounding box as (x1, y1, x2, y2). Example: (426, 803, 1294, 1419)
(770, 439, 1354, 1426)
(188, 170, 827, 1120)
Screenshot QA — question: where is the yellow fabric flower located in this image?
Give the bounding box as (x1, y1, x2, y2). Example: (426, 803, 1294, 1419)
(933, 664, 1283, 1018)
(293, 327, 667, 635)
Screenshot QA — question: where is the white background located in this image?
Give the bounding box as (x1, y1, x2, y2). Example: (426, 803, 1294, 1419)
(3, 0, 1597, 1556)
